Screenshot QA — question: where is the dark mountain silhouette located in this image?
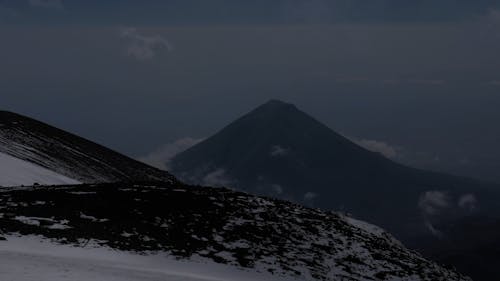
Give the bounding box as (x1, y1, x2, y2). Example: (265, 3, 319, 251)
(416, 215, 500, 281)
(169, 100, 500, 279)
(0, 111, 175, 185)
(170, 100, 500, 235)
(0, 106, 494, 280)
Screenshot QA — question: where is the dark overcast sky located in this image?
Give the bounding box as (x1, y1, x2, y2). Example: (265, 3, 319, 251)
(1, 0, 500, 182)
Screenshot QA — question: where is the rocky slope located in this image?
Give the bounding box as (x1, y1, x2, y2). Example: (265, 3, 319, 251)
(0, 182, 469, 281)
(0, 111, 175, 185)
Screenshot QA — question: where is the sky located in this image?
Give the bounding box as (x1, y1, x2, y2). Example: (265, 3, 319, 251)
(1, 0, 500, 182)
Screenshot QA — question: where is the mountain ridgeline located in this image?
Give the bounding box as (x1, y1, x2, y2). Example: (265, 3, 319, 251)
(0, 182, 470, 281)
(0, 111, 175, 185)
(170, 100, 500, 243)
(0, 105, 497, 280)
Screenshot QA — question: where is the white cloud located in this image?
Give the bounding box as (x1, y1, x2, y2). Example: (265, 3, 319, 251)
(29, 0, 64, 10)
(270, 145, 289, 157)
(120, 28, 173, 61)
(304, 192, 318, 201)
(418, 190, 451, 238)
(424, 221, 444, 239)
(418, 191, 479, 236)
(270, 184, 283, 195)
(458, 193, 477, 211)
(202, 169, 232, 187)
(418, 190, 450, 216)
(138, 137, 204, 170)
(352, 138, 399, 159)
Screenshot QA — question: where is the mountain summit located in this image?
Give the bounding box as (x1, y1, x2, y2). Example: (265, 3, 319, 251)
(172, 98, 393, 197)
(170, 100, 500, 240)
(170, 100, 500, 279)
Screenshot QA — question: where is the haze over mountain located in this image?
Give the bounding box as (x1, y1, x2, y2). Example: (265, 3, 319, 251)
(0, 107, 477, 280)
(167, 100, 500, 280)
(170, 100, 500, 239)
(0, 111, 175, 186)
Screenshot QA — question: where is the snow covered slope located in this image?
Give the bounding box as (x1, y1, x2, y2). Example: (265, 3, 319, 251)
(0, 152, 80, 187)
(0, 182, 470, 281)
(0, 236, 287, 281)
(0, 111, 175, 185)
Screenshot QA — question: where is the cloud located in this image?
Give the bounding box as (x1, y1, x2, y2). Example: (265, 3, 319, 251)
(202, 169, 232, 187)
(458, 193, 478, 211)
(418, 191, 451, 216)
(304, 192, 318, 201)
(334, 77, 371, 83)
(477, 9, 500, 39)
(0, 5, 17, 19)
(29, 0, 64, 10)
(407, 79, 446, 85)
(270, 184, 283, 195)
(270, 145, 289, 157)
(486, 9, 500, 26)
(458, 157, 471, 165)
(138, 137, 204, 170)
(418, 191, 479, 237)
(120, 27, 173, 61)
(418, 190, 451, 238)
(381, 79, 446, 86)
(424, 221, 444, 239)
(487, 80, 500, 85)
(352, 138, 399, 159)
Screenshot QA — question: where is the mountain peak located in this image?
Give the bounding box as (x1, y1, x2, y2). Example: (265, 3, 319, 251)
(262, 99, 291, 106)
(257, 99, 297, 111)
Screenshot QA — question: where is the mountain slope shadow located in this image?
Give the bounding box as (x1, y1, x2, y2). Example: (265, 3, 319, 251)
(0, 111, 175, 184)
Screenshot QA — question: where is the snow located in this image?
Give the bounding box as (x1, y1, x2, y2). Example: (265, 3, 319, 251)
(79, 212, 109, 223)
(13, 216, 72, 230)
(0, 235, 293, 281)
(0, 152, 80, 187)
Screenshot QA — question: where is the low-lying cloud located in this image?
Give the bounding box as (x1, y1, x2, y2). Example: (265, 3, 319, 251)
(418, 190, 479, 237)
(304, 192, 318, 201)
(202, 168, 232, 187)
(458, 193, 477, 211)
(270, 184, 283, 195)
(418, 191, 451, 216)
(138, 137, 204, 170)
(418, 190, 450, 238)
(352, 138, 399, 159)
(270, 145, 289, 157)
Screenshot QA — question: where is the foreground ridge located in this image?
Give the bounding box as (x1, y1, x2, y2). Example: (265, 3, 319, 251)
(0, 182, 469, 281)
(0, 111, 175, 185)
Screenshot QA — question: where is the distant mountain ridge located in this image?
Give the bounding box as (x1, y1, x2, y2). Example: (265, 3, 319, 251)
(0, 105, 496, 280)
(0, 111, 175, 186)
(170, 100, 500, 241)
